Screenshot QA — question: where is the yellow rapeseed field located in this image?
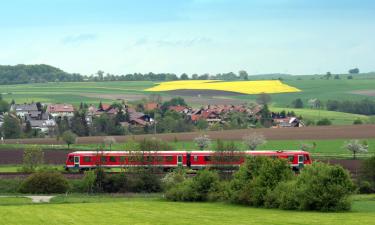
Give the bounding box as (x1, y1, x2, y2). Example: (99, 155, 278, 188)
(145, 80, 300, 94)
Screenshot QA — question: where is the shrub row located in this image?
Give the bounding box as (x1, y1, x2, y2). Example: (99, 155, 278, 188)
(165, 157, 355, 212)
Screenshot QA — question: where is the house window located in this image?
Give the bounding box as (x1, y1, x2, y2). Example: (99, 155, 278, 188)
(166, 156, 173, 162)
(83, 156, 91, 162)
(109, 156, 116, 162)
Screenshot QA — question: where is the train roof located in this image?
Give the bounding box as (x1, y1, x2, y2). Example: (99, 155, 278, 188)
(68, 150, 310, 155)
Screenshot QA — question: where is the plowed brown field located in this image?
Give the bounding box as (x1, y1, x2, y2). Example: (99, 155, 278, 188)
(3, 125, 375, 145)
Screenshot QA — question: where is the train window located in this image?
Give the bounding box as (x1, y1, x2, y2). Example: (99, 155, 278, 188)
(119, 156, 126, 162)
(288, 156, 294, 162)
(156, 156, 164, 162)
(83, 156, 91, 162)
(166, 156, 173, 162)
(304, 155, 309, 161)
(193, 156, 198, 161)
(204, 156, 211, 162)
(146, 156, 154, 162)
(101, 156, 107, 162)
(110, 156, 116, 162)
(129, 156, 138, 162)
(68, 156, 74, 162)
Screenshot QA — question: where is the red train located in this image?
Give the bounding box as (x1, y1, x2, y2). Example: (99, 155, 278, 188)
(65, 150, 312, 171)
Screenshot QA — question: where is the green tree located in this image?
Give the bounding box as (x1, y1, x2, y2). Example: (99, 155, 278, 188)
(0, 100, 9, 113)
(348, 68, 360, 74)
(292, 98, 304, 108)
(24, 120, 32, 134)
(2, 115, 21, 138)
(256, 93, 271, 105)
(22, 145, 44, 172)
(196, 119, 208, 130)
(239, 70, 249, 80)
(71, 110, 89, 136)
(180, 73, 189, 80)
(62, 130, 77, 149)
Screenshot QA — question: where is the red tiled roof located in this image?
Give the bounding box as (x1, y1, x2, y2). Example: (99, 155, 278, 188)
(145, 102, 159, 111)
(101, 104, 111, 111)
(168, 105, 187, 112)
(47, 104, 74, 113)
(191, 114, 201, 121)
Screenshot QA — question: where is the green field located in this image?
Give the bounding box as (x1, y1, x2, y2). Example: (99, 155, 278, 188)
(1, 79, 374, 125)
(0, 138, 374, 164)
(270, 107, 372, 125)
(0, 195, 374, 225)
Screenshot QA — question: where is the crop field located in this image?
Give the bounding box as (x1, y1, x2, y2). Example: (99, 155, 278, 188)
(145, 80, 301, 94)
(1, 78, 375, 125)
(0, 195, 374, 225)
(1, 78, 374, 106)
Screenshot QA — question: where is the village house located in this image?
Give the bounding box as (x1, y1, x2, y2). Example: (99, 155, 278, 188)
(29, 119, 56, 134)
(47, 104, 74, 118)
(10, 103, 40, 118)
(272, 117, 304, 128)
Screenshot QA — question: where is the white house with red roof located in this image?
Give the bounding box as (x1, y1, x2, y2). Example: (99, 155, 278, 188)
(47, 104, 75, 118)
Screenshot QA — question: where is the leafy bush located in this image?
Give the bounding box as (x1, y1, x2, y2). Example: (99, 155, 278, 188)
(264, 180, 298, 210)
(353, 118, 363, 125)
(358, 181, 374, 194)
(0, 179, 23, 193)
(127, 172, 162, 193)
(161, 169, 187, 191)
(229, 156, 293, 206)
(360, 156, 375, 193)
(165, 170, 221, 201)
(19, 172, 70, 194)
(316, 118, 332, 126)
(92, 169, 162, 193)
(268, 163, 354, 211)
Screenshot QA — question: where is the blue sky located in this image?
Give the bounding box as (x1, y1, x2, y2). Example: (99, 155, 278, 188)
(0, 0, 374, 75)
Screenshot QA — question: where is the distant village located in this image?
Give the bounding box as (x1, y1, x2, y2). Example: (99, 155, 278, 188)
(0, 98, 304, 139)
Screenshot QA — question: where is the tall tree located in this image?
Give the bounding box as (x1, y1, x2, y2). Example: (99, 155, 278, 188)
(256, 93, 271, 105)
(2, 115, 21, 138)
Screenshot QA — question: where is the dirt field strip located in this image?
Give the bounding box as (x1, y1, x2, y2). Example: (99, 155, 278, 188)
(3, 125, 375, 145)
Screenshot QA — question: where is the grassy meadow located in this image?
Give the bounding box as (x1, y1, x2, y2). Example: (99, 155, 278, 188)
(0, 138, 374, 160)
(0, 194, 374, 225)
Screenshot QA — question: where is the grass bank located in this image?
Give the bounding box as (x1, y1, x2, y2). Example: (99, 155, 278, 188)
(0, 194, 374, 225)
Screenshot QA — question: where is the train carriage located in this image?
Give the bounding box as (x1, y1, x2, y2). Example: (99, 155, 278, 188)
(66, 150, 312, 171)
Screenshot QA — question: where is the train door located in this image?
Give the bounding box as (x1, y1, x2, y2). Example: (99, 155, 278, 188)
(186, 153, 191, 168)
(298, 155, 304, 169)
(74, 156, 80, 168)
(177, 155, 183, 167)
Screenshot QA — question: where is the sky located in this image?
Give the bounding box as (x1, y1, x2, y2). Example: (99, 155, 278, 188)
(0, 0, 374, 76)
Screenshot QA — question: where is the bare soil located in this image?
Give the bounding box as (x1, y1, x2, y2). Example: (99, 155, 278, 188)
(351, 90, 375, 96)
